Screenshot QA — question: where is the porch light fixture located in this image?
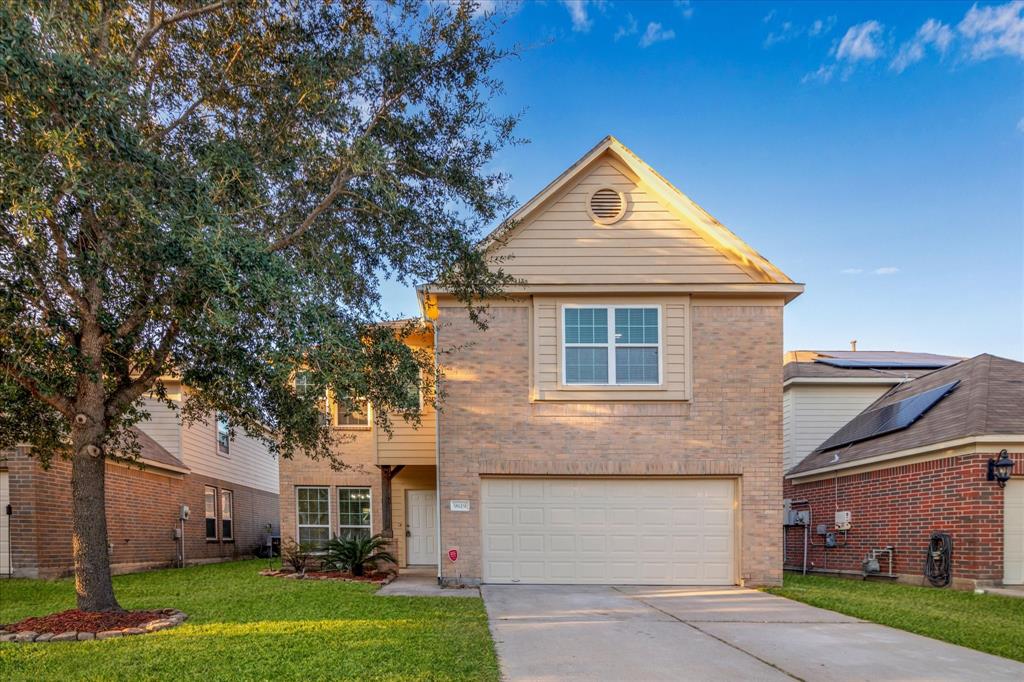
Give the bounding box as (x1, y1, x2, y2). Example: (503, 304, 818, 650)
(987, 449, 1014, 488)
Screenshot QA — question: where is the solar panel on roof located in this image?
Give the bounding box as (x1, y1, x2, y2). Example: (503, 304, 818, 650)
(815, 359, 951, 369)
(816, 380, 960, 452)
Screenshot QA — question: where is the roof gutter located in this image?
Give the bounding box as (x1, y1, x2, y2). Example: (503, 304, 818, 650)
(786, 434, 1024, 482)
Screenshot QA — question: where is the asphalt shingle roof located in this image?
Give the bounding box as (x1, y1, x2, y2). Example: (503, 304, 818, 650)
(787, 354, 1024, 477)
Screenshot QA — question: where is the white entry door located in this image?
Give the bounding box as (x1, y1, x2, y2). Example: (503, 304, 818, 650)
(481, 477, 736, 585)
(406, 490, 437, 565)
(1005, 480, 1024, 585)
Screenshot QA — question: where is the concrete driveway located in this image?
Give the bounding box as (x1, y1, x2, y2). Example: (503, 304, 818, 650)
(482, 585, 1024, 681)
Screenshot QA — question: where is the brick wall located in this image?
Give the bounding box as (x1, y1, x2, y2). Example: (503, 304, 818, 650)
(2, 447, 278, 578)
(436, 300, 785, 586)
(783, 452, 1023, 588)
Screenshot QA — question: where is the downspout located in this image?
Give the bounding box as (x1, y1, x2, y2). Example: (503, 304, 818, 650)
(433, 319, 443, 585)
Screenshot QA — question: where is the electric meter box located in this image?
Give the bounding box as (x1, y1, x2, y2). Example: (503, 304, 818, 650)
(835, 511, 852, 530)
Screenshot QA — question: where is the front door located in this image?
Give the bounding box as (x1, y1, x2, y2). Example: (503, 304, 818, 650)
(406, 490, 437, 565)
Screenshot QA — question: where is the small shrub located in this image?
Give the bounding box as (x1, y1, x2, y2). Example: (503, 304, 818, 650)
(322, 534, 396, 576)
(281, 538, 315, 575)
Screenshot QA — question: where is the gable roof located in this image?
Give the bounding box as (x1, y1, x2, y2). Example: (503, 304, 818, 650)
(787, 354, 1024, 478)
(784, 350, 962, 382)
(476, 135, 798, 288)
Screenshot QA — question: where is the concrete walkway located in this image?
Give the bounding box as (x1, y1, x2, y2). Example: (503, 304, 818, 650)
(375, 567, 479, 597)
(482, 585, 1024, 681)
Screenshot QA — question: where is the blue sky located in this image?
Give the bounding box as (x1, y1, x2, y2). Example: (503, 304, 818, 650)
(381, 1, 1024, 360)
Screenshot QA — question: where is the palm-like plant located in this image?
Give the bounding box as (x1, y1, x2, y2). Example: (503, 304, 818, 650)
(323, 534, 396, 576)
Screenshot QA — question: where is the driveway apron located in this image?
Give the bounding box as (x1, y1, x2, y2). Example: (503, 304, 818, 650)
(482, 585, 1024, 681)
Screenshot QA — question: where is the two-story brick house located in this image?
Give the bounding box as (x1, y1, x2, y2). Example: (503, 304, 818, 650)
(279, 136, 802, 587)
(0, 378, 279, 578)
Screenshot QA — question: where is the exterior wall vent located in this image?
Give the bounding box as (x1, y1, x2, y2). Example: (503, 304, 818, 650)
(587, 187, 627, 225)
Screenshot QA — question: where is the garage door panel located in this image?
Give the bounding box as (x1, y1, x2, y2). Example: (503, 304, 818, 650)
(482, 478, 736, 585)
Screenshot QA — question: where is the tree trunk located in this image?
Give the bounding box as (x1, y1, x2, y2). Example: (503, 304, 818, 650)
(70, 406, 122, 612)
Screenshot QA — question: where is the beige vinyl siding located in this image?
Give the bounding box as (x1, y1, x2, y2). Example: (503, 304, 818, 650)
(140, 396, 182, 458)
(533, 294, 690, 402)
(376, 403, 436, 465)
(783, 383, 894, 471)
(489, 158, 756, 286)
(375, 330, 437, 466)
(782, 388, 793, 471)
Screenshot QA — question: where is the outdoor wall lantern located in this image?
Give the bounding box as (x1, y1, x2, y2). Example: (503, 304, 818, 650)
(987, 449, 1015, 488)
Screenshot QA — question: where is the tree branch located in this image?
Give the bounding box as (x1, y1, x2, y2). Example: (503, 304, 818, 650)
(0, 362, 74, 419)
(266, 170, 353, 252)
(147, 95, 205, 145)
(105, 320, 180, 417)
(130, 1, 231, 66)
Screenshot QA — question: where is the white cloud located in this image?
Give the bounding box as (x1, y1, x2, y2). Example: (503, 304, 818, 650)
(765, 21, 800, 47)
(802, 64, 835, 84)
(958, 0, 1024, 60)
(763, 10, 776, 24)
(874, 267, 900, 275)
(674, 0, 694, 19)
(561, 0, 592, 32)
(1018, 116, 1024, 133)
(640, 22, 676, 47)
(836, 20, 885, 61)
(614, 13, 638, 41)
(809, 16, 837, 37)
(841, 268, 864, 275)
(890, 18, 954, 72)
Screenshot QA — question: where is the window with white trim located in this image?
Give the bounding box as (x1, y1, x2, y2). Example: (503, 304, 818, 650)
(220, 489, 233, 541)
(563, 306, 661, 385)
(296, 487, 331, 548)
(335, 399, 370, 427)
(337, 487, 372, 540)
(216, 413, 230, 455)
(204, 486, 218, 540)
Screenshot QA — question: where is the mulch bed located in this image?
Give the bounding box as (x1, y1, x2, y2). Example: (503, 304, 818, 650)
(3, 609, 166, 634)
(260, 568, 395, 585)
(0, 608, 188, 643)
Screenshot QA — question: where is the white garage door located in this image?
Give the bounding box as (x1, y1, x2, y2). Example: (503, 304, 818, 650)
(1005, 479, 1023, 585)
(0, 470, 10, 576)
(481, 478, 736, 585)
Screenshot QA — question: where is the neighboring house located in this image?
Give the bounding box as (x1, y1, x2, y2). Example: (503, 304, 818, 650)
(0, 378, 279, 578)
(784, 354, 1024, 589)
(280, 135, 803, 587)
(783, 349, 961, 472)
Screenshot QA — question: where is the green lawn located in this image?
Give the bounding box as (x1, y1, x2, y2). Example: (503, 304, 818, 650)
(0, 560, 499, 681)
(766, 574, 1024, 662)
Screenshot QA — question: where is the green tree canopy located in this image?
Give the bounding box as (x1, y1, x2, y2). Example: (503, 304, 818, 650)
(0, 0, 516, 611)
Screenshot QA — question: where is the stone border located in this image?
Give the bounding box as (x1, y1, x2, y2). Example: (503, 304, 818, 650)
(0, 609, 188, 643)
(260, 568, 396, 585)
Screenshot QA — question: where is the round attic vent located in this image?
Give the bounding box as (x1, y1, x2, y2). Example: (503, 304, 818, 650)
(587, 187, 627, 224)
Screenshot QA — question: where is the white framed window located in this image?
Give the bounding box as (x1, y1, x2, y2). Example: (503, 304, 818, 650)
(220, 489, 233, 541)
(335, 398, 370, 428)
(216, 413, 230, 455)
(294, 371, 312, 398)
(296, 487, 331, 548)
(562, 305, 661, 386)
(204, 486, 218, 540)
(337, 487, 372, 540)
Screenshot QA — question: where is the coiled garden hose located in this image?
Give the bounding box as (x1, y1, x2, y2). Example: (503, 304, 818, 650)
(924, 532, 953, 587)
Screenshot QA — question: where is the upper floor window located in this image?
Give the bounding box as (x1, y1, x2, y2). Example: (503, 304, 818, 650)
(294, 371, 312, 398)
(216, 413, 230, 455)
(335, 398, 370, 428)
(563, 306, 660, 385)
